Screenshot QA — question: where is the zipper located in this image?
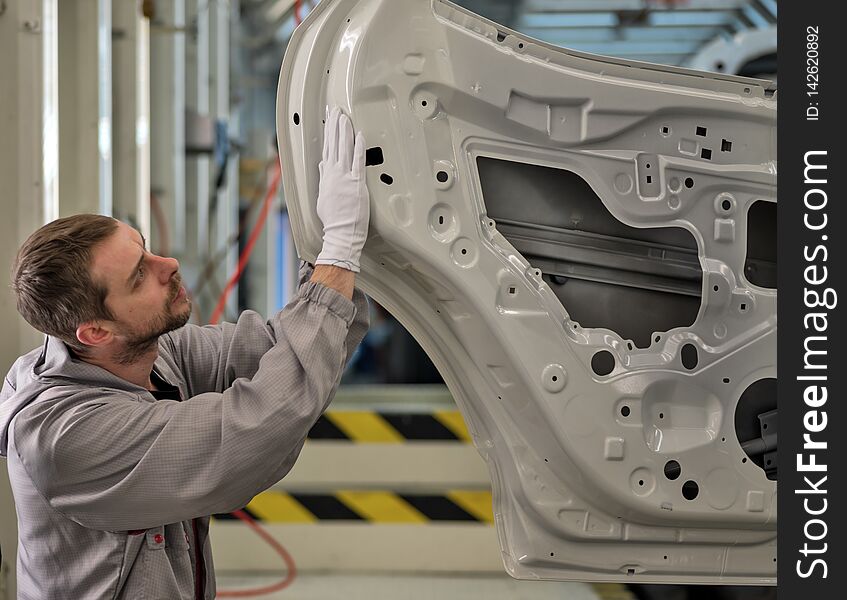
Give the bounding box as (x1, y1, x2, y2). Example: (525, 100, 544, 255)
(192, 518, 206, 599)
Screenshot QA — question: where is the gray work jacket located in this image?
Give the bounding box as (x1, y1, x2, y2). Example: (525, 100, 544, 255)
(0, 269, 369, 599)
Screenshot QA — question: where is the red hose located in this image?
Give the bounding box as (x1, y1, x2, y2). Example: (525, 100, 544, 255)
(209, 161, 281, 325)
(212, 159, 297, 596)
(216, 510, 298, 597)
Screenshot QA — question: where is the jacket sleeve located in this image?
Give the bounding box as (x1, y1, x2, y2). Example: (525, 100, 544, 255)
(12, 279, 366, 531)
(160, 261, 368, 397)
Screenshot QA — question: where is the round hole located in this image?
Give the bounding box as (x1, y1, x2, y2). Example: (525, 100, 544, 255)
(654, 335, 661, 343)
(638, 480, 644, 486)
(721, 437, 726, 442)
(744, 87, 751, 94)
(715, 61, 725, 72)
(550, 552, 555, 557)
(292, 113, 300, 125)
(436, 170, 449, 183)
(684, 177, 695, 189)
(681, 343, 698, 370)
(460, 248, 467, 255)
(721, 199, 732, 211)
(646, 163, 651, 168)
(723, 377, 730, 384)
(664, 555, 668, 560)
(620, 405, 631, 417)
(551, 375, 558, 382)
(742, 457, 748, 463)
(763, 423, 768, 430)
(627, 342, 633, 350)
(664, 460, 681, 480)
(421, 100, 428, 107)
(659, 412, 664, 419)
(518, 42, 524, 49)
(713, 285, 719, 292)
(380, 173, 394, 185)
(682, 480, 699, 500)
(592, 350, 615, 376)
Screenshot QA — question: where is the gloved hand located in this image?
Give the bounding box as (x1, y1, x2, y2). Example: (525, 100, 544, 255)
(315, 106, 369, 272)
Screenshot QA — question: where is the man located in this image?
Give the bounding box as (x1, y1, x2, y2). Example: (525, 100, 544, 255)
(0, 107, 369, 599)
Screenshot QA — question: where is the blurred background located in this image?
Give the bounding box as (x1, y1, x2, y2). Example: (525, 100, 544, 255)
(0, 1, 777, 598)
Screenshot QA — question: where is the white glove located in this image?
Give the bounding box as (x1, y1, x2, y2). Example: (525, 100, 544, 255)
(315, 106, 369, 272)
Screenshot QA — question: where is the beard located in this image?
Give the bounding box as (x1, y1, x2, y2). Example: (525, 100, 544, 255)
(113, 275, 192, 365)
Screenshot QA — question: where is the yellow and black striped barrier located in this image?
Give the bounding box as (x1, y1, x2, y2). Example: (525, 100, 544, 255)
(308, 410, 471, 442)
(216, 490, 493, 523)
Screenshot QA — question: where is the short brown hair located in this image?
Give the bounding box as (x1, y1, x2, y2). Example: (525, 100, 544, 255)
(11, 214, 119, 351)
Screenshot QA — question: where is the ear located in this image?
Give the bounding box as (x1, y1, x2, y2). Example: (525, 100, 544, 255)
(75, 322, 114, 349)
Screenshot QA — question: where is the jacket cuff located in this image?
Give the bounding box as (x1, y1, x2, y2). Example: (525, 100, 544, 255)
(297, 280, 356, 325)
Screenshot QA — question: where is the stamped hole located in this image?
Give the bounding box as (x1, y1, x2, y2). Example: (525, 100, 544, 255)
(592, 351, 615, 376)
(292, 112, 300, 125)
(701, 148, 712, 160)
(654, 335, 661, 343)
(696, 126, 707, 137)
(508, 286, 516, 295)
(721, 139, 733, 152)
(740, 303, 747, 311)
(681, 343, 698, 370)
(438, 215, 444, 225)
(742, 457, 748, 463)
(436, 170, 449, 183)
(365, 146, 385, 166)
(723, 377, 730, 384)
(496, 31, 506, 42)
(682, 480, 699, 500)
(380, 173, 394, 185)
(664, 460, 681, 480)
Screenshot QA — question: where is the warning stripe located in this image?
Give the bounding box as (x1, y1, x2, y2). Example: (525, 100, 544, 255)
(214, 490, 493, 523)
(308, 410, 471, 442)
(590, 583, 638, 600)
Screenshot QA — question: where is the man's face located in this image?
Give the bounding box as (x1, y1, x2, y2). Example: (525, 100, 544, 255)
(89, 221, 192, 363)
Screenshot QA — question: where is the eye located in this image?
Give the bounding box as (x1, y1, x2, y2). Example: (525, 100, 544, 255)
(135, 264, 145, 285)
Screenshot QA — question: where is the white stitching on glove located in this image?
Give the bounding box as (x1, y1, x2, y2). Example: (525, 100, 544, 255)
(315, 106, 369, 273)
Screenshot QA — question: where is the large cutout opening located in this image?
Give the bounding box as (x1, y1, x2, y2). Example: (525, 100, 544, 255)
(735, 378, 777, 481)
(745, 200, 777, 289)
(477, 157, 702, 348)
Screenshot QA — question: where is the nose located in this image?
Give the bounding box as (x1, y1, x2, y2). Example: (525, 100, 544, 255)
(153, 254, 180, 283)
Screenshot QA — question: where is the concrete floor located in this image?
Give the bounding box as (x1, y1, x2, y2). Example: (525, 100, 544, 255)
(216, 572, 607, 600)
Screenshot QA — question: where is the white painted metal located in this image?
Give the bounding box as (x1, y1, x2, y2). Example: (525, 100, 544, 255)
(112, 0, 151, 241)
(687, 26, 777, 77)
(210, 0, 240, 317)
(215, 573, 602, 600)
(186, 0, 211, 262)
(150, 0, 186, 254)
(0, 2, 60, 595)
(212, 523, 505, 572)
(57, 0, 112, 216)
(277, 0, 776, 584)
